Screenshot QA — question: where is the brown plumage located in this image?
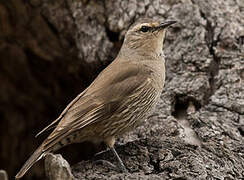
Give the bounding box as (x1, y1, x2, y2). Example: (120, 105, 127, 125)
(15, 19, 176, 179)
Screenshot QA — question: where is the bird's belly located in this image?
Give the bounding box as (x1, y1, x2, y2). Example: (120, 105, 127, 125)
(96, 87, 161, 137)
(119, 91, 161, 134)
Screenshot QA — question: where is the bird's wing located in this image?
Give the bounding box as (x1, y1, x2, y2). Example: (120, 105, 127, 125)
(42, 61, 153, 151)
(35, 89, 89, 137)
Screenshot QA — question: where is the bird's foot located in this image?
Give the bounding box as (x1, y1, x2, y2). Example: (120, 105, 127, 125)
(110, 147, 128, 173)
(94, 159, 117, 168)
(95, 159, 124, 172)
(116, 161, 128, 173)
(94, 146, 128, 173)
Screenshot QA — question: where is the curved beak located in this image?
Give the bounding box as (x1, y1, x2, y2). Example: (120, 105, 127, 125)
(154, 20, 177, 31)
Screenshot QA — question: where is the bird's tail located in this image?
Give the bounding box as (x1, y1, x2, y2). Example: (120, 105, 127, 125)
(15, 146, 45, 179)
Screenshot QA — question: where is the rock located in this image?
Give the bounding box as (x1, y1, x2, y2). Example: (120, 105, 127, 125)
(45, 153, 76, 180)
(0, 170, 8, 180)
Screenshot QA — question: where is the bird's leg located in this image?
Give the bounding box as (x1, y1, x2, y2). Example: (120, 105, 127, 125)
(110, 146, 128, 173)
(94, 147, 127, 172)
(103, 136, 128, 173)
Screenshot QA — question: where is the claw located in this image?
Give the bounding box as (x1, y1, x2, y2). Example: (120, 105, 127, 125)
(110, 147, 128, 173)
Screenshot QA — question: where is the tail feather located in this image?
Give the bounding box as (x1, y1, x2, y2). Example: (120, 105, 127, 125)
(15, 146, 44, 179)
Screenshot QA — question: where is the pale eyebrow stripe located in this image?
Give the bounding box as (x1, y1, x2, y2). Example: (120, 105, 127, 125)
(133, 23, 151, 31)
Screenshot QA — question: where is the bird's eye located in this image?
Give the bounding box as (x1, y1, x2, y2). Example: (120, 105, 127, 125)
(140, 26, 150, 32)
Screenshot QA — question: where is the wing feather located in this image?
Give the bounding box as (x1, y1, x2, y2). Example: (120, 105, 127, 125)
(41, 61, 153, 151)
(35, 89, 88, 137)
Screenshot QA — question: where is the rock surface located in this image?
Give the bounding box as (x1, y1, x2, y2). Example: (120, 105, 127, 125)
(0, 0, 243, 179)
(0, 170, 8, 180)
(45, 153, 76, 180)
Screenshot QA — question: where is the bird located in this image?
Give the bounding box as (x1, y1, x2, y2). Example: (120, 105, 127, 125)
(15, 18, 177, 179)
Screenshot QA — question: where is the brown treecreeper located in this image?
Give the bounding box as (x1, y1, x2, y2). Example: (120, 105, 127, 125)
(16, 18, 176, 179)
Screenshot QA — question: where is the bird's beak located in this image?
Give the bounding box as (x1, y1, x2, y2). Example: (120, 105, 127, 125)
(154, 20, 177, 31)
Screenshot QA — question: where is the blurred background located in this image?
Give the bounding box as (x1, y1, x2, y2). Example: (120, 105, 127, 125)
(0, 0, 243, 179)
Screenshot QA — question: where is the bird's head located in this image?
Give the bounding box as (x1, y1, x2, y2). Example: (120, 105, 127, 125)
(120, 19, 177, 57)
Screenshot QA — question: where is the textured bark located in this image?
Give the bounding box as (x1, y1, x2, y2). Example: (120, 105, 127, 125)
(0, 0, 243, 179)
